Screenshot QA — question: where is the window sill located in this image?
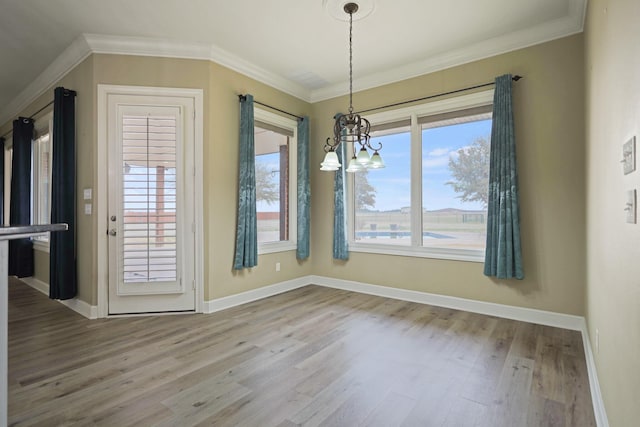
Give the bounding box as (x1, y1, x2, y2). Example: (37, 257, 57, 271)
(349, 242, 484, 263)
(32, 239, 50, 253)
(258, 242, 297, 255)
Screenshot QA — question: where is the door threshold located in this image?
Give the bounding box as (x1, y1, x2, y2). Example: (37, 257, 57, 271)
(107, 310, 197, 318)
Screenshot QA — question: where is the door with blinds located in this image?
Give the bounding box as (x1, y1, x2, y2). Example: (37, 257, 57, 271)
(107, 97, 195, 314)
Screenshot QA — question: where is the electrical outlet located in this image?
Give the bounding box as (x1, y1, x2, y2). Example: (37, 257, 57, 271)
(275, 262, 281, 272)
(595, 328, 600, 354)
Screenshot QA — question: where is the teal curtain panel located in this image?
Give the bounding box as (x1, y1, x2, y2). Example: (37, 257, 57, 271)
(9, 117, 34, 277)
(50, 87, 77, 300)
(296, 116, 310, 260)
(484, 74, 524, 279)
(233, 95, 258, 270)
(333, 116, 349, 260)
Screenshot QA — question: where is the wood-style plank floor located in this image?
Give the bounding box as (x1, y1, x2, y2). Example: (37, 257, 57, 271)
(7, 278, 596, 426)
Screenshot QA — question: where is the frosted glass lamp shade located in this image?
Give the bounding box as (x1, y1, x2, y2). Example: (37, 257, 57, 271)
(369, 151, 385, 169)
(346, 157, 364, 173)
(320, 151, 341, 171)
(356, 147, 371, 165)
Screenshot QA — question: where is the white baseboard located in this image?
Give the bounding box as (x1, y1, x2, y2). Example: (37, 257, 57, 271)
(203, 276, 310, 314)
(19, 276, 49, 295)
(309, 275, 585, 330)
(20, 277, 98, 320)
(580, 321, 610, 427)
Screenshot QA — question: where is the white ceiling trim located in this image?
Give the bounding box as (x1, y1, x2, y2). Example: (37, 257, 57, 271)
(84, 33, 212, 60)
(84, 33, 311, 102)
(310, 13, 586, 102)
(0, 36, 92, 127)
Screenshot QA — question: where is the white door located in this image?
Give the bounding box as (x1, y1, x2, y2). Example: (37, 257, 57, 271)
(107, 95, 196, 314)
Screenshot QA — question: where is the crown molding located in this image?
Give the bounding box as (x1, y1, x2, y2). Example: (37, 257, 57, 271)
(83, 33, 212, 60)
(0, 35, 92, 126)
(310, 13, 584, 102)
(206, 43, 310, 102)
(83, 33, 311, 102)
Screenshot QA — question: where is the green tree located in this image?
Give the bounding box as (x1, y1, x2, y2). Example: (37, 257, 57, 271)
(255, 162, 279, 204)
(446, 137, 490, 207)
(354, 169, 376, 211)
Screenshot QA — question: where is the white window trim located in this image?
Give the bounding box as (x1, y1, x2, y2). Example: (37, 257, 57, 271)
(32, 112, 53, 252)
(254, 107, 298, 255)
(3, 134, 11, 227)
(347, 89, 494, 263)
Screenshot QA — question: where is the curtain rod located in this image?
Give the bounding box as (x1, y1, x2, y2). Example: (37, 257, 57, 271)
(238, 95, 304, 121)
(355, 75, 522, 115)
(0, 99, 54, 140)
(0, 89, 74, 140)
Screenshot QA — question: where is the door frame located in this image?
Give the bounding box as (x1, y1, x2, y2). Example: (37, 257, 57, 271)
(97, 85, 204, 318)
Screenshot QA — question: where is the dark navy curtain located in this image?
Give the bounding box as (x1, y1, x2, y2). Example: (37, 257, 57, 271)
(233, 95, 258, 270)
(50, 87, 77, 300)
(9, 118, 34, 277)
(484, 74, 524, 279)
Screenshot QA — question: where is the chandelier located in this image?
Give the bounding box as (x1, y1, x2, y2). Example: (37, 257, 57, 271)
(320, 2, 384, 172)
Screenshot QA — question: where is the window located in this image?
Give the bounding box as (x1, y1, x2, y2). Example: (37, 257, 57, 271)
(254, 108, 297, 253)
(32, 113, 53, 247)
(349, 90, 493, 262)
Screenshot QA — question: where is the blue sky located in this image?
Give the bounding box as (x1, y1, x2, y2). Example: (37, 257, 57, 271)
(365, 119, 492, 211)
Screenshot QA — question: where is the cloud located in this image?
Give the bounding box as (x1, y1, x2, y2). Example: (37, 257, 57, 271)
(422, 156, 450, 169)
(427, 147, 450, 157)
(422, 147, 456, 169)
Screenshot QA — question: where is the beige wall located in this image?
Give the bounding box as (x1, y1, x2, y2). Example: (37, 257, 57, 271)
(32, 249, 49, 284)
(310, 34, 586, 315)
(585, 0, 640, 424)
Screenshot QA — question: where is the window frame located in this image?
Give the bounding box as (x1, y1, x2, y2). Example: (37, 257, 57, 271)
(254, 107, 298, 255)
(32, 112, 53, 251)
(347, 89, 494, 263)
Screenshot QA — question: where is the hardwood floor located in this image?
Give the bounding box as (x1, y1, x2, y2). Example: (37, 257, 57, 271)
(7, 278, 596, 426)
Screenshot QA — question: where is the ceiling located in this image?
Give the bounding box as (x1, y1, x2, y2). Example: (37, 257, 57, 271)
(0, 0, 586, 124)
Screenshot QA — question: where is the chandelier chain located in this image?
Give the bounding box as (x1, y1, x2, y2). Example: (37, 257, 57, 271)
(348, 8, 353, 114)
